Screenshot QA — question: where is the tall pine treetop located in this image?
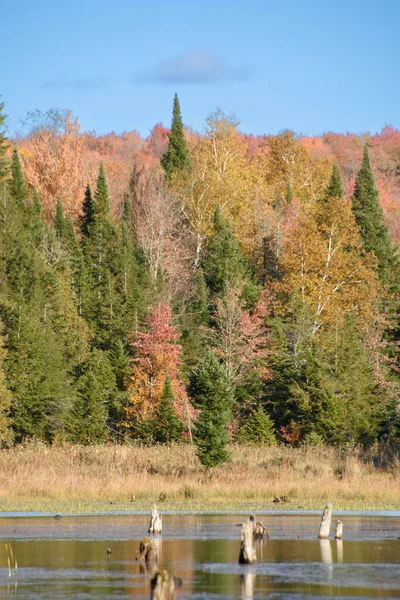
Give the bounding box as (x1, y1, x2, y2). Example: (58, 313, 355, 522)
(95, 163, 110, 217)
(352, 145, 395, 284)
(80, 183, 95, 237)
(324, 162, 344, 201)
(9, 147, 28, 205)
(161, 93, 192, 178)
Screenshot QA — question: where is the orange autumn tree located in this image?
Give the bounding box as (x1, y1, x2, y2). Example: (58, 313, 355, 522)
(124, 302, 193, 437)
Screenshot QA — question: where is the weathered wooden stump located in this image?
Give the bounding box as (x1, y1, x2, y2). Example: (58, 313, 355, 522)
(318, 504, 332, 539)
(148, 505, 162, 535)
(239, 520, 257, 564)
(136, 537, 159, 563)
(335, 520, 343, 539)
(150, 569, 176, 600)
(250, 514, 269, 539)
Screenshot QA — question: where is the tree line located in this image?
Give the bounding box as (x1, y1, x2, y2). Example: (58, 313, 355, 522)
(0, 94, 399, 467)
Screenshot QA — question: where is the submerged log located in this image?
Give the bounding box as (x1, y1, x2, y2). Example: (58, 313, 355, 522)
(239, 520, 257, 564)
(335, 520, 343, 540)
(148, 505, 162, 534)
(136, 537, 159, 563)
(150, 569, 175, 600)
(318, 504, 333, 539)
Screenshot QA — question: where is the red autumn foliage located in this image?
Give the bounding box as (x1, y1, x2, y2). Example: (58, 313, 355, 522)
(125, 302, 194, 425)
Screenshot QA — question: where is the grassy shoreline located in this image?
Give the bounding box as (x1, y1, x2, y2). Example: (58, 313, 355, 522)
(1, 443, 399, 514)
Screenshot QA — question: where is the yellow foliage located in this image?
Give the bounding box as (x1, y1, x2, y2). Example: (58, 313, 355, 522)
(277, 195, 378, 331)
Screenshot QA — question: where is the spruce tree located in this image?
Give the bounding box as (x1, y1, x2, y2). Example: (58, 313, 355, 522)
(189, 353, 234, 467)
(80, 183, 95, 238)
(155, 376, 183, 443)
(95, 162, 110, 217)
(324, 162, 344, 201)
(352, 145, 395, 284)
(9, 147, 28, 205)
(69, 348, 119, 443)
(54, 199, 65, 238)
(161, 93, 191, 178)
(202, 206, 259, 307)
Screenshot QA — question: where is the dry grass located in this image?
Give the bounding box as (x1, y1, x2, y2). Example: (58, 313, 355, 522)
(1, 442, 399, 513)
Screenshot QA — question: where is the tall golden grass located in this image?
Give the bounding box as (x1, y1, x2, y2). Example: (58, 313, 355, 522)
(0, 442, 399, 513)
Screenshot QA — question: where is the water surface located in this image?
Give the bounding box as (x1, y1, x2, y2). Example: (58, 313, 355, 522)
(1, 513, 399, 598)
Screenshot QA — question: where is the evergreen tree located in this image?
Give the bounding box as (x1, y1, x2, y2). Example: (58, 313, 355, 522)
(80, 183, 95, 237)
(80, 165, 123, 350)
(267, 300, 379, 447)
(352, 145, 396, 284)
(240, 406, 277, 446)
(202, 206, 259, 307)
(69, 348, 119, 443)
(69, 372, 107, 444)
(95, 162, 110, 217)
(324, 162, 344, 201)
(154, 376, 183, 443)
(54, 198, 65, 238)
(161, 94, 191, 178)
(179, 269, 210, 371)
(9, 147, 28, 205)
(189, 353, 234, 467)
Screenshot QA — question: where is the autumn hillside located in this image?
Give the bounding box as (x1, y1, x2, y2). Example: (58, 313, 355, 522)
(0, 97, 400, 466)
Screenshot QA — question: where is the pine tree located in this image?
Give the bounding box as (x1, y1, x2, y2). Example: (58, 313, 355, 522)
(240, 406, 277, 446)
(189, 353, 234, 467)
(54, 199, 65, 238)
(324, 162, 344, 201)
(95, 162, 110, 217)
(155, 376, 183, 443)
(80, 183, 95, 238)
(202, 206, 259, 307)
(80, 166, 123, 350)
(161, 94, 191, 178)
(69, 348, 119, 443)
(9, 147, 28, 205)
(352, 145, 396, 284)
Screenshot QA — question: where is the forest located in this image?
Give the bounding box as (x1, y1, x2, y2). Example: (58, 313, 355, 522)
(1, 94, 400, 467)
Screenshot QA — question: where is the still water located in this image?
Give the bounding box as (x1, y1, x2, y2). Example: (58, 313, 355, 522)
(0, 512, 400, 598)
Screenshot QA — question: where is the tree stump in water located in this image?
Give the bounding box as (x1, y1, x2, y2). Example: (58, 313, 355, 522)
(335, 520, 343, 539)
(136, 537, 159, 563)
(318, 504, 332, 539)
(150, 570, 176, 600)
(148, 506, 162, 534)
(239, 520, 257, 564)
(249, 514, 269, 539)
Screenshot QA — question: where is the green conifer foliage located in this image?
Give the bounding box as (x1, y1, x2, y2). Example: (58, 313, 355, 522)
(352, 146, 395, 283)
(54, 199, 65, 238)
(94, 163, 110, 218)
(324, 162, 344, 201)
(69, 348, 119, 443)
(189, 353, 234, 467)
(80, 184, 95, 238)
(161, 94, 192, 178)
(154, 376, 183, 443)
(202, 206, 259, 306)
(240, 406, 277, 446)
(9, 147, 28, 205)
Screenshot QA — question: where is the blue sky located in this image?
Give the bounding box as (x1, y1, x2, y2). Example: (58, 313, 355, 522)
(2, 0, 399, 137)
